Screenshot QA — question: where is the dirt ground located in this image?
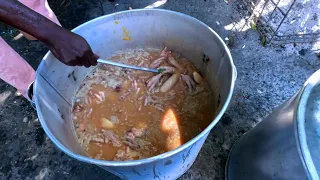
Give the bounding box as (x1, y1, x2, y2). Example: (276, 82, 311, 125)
(0, 0, 319, 180)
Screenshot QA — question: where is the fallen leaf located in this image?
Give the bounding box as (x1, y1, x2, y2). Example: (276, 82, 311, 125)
(261, 35, 267, 47)
(250, 21, 257, 31)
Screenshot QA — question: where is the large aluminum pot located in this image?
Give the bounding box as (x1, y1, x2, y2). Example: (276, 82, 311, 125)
(33, 9, 236, 179)
(226, 69, 320, 180)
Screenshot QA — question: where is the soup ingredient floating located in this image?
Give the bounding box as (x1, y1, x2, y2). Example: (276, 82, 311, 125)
(72, 47, 215, 161)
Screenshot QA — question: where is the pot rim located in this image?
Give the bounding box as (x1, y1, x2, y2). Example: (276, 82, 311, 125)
(34, 9, 236, 167)
(295, 69, 320, 179)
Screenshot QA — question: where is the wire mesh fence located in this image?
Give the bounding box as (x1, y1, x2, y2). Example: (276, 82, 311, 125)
(241, 0, 320, 44)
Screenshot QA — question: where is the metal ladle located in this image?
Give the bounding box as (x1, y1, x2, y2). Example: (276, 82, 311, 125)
(97, 58, 160, 73)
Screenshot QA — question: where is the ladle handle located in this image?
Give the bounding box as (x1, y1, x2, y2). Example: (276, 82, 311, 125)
(97, 58, 159, 73)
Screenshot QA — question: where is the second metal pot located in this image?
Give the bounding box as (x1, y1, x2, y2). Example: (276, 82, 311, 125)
(226, 69, 320, 180)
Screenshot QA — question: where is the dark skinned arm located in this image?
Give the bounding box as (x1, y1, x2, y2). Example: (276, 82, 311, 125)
(0, 0, 98, 67)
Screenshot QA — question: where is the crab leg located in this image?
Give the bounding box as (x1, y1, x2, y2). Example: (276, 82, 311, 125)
(181, 74, 196, 92)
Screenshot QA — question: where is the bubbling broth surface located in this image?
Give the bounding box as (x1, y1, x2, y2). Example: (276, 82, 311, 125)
(72, 48, 215, 161)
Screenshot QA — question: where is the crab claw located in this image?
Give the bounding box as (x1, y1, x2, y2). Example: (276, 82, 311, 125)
(157, 66, 176, 74)
(181, 74, 196, 92)
(168, 57, 183, 71)
(160, 47, 171, 58)
(147, 73, 163, 91)
(150, 57, 166, 68)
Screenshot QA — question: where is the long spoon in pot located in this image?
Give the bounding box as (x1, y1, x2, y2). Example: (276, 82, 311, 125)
(97, 58, 162, 73)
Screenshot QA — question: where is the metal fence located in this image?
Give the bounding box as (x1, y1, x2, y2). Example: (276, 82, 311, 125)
(241, 0, 320, 44)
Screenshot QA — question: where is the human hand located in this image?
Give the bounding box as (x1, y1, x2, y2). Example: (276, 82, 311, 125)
(46, 28, 99, 67)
